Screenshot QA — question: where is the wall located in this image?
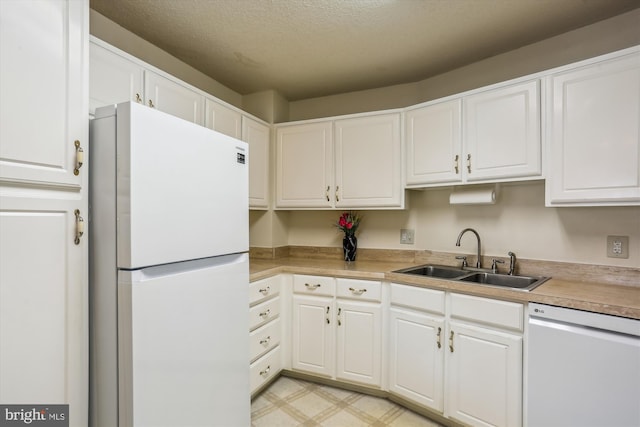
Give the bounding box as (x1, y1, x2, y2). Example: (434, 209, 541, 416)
(288, 9, 640, 120)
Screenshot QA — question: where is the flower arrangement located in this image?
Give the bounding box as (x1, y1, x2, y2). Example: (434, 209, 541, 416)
(336, 211, 361, 237)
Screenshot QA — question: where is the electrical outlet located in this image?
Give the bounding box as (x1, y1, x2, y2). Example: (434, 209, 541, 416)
(606, 235, 629, 259)
(400, 229, 415, 245)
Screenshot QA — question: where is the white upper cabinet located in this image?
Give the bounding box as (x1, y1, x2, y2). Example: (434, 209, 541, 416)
(406, 99, 462, 185)
(205, 98, 242, 138)
(0, 0, 87, 188)
(546, 49, 640, 206)
(335, 113, 403, 208)
(464, 80, 541, 182)
(144, 71, 204, 125)
(276, 112, 403, 209)
(90, 42, 144, 114)
(276, 122, 334, 208)
(405, 80, 541, 187)
(243, 116, 271, 209)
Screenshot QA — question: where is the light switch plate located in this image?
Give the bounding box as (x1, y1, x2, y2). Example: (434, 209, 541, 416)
(400, 229, 415, 245)
(606, 235, 629, 259)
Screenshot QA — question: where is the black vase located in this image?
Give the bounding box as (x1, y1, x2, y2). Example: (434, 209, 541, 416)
(343, 235, 357, 262)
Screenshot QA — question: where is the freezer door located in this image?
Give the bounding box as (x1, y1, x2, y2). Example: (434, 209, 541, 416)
(115, 102, 248, 269)
(117, 253, 250, 427)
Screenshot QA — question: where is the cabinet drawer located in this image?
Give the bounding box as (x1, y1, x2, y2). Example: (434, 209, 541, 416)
(250, 318, 281, 363)
(249, 297, 280, 331)
(250, 276, 281, 306)
(450, 293, 524, 332)
(336, 278, 382, 302)
(293, 274, 335, 296)
(390, 283, 445, 314)
(250, 346, 282, 394)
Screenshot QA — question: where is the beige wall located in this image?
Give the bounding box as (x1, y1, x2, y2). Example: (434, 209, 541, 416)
(288, 9, 640, 121)
(283, 182, 640, 268)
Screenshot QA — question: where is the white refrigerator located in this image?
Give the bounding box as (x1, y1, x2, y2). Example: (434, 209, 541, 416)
(89, 102, 250, 427)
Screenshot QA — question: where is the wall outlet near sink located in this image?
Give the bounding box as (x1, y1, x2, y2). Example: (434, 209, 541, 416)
(606, 235, 629, 259)
(400, 229, 415, 245)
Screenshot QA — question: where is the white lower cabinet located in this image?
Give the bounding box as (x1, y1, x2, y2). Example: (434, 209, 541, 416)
(388, 284, 524, 427)
(291, 275, 383, 388)
(249, 276, 282, 395)
(388, 284, 445, 412)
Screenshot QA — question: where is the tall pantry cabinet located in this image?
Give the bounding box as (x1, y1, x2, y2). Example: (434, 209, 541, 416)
(0, 0, 89, 425)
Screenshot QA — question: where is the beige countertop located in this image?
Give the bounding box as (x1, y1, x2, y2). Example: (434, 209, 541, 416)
(250, 257, 640, 320)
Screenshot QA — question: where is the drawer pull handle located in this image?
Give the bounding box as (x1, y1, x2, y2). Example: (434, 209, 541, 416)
(326, 186, 330, 202)
(259, 286, 270, 295)
(135, 93, 142, 103)
(305, 283, 321, 289)
(436, 327, 442, 349)
(453, 154, 459, 174)
(259, 336, 271, 345)
(148, 99, 155, 108)
(466, 154, 471, 174)
(337, 307, 342, 326)
(74, 209, 84, 245)
(259, 309, 271, 318)
(336, 185, 340, 202)
(259, 365, 271, 376)
(449, 330, 455, 353)
(348, 287, 367, 295)
(326, 306, 330, 324)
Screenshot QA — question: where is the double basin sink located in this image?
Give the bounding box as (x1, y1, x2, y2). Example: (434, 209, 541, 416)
(393, 264, 549, 291)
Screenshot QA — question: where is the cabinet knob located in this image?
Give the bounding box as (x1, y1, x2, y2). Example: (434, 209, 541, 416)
(73, 140, 84, 176)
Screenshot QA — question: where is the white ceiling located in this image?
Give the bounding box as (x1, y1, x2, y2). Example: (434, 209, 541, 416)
(90, 0, 640, 101)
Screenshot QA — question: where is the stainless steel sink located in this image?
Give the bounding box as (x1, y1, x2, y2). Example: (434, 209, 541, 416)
(457, 272, 549, 291)
(393, 264, 550, 291)
(394, 264, 468, 279)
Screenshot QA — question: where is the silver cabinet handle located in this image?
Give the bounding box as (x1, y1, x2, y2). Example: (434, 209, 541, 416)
(259, 286, 270, 295)
(259, 309, 271, 318)
(74, 209, 84, 245)
(348, 287, 367, 295)
(259, 365, 270, 376)
(466, 154, 471, 173)
(305, 283, 321, 290)
(259, 336, 271, 345)
(74, 140, 84, 176)
(453, 154, 459, 174)
(436, 327, 442, 349)
(449, 330, 455, 353)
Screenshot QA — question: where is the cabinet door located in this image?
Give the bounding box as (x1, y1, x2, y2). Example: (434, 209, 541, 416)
(547, 52, 640, 206)
(335, 300, 382, 387)
(243, 117, 270, 209)
(276, 122, 333, 208)
(446, 321, 522, 427)
(291, 295, 334, 377)
(335, 113, 403, 207)
(0, 0, 87, 188)
(205, 98, 242, 138)
(0, 194, 87, 424)
(464, 80, 541, 182)
(144, 71, 204, 125)
(90, 42, 144, 114)
(406, 100, 462, 186)
(388, 308, 444, 412)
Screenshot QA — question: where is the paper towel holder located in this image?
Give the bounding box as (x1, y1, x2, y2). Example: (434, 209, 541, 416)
(449, 184, 499, 205)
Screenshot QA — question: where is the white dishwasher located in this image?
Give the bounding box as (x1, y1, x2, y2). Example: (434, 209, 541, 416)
(527, 303, 640, 427)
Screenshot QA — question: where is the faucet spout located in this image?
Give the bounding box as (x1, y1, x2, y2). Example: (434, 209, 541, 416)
(456, 228, 482, 268)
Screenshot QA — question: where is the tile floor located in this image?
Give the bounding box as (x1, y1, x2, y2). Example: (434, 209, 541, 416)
(251, 376, 444, 426)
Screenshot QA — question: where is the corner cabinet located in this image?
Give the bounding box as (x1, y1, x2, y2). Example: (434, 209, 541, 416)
(0, 0, 89, 424)
(406, 80, 541, 187)
(546, 49, 640, 206)
(276, 112, 404, 209)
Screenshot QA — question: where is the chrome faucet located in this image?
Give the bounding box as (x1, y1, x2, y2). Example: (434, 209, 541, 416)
(508, 251, 517, 275)
(456, 228, 482, 268)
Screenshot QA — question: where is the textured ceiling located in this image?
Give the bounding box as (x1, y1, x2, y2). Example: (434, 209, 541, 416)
(90, 0, 640, 101)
